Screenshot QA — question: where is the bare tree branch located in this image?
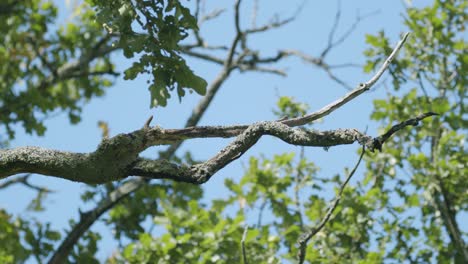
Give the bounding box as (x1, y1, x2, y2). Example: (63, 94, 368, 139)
(1, 109, 436, 185)
(321, 7, 379, 58)
(284, 5, 379, 91)
(282, 32, 410, 126)
(373, 112, 438, 151)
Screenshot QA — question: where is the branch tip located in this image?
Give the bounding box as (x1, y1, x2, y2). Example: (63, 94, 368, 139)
(143, 115, 153, 129)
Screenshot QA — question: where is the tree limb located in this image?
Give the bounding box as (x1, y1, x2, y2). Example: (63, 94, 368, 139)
(1, 112, 436, 184)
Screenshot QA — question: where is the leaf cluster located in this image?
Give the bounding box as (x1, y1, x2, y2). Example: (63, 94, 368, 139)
(88, 0, 207, 107)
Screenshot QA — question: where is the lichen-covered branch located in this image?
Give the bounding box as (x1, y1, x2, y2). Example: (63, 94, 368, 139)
(131, 124, 373, 184)
(1, 110, 435, 184)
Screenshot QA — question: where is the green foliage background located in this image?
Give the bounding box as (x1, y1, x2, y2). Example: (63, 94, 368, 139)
(0, 0, 466, 263)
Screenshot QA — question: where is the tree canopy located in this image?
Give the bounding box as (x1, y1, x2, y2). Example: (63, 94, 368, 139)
(0, 0, 466, 263)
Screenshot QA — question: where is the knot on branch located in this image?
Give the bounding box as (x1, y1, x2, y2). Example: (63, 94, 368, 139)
(190, 165, 213, 184)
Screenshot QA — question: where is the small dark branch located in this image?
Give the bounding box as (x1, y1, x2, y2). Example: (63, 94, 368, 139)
(295, 147, 306, 230)
(182, 44, 229, 51)
(37, 40, 118, 91)
(285, 50, 323, 66)
(323, 0, 342, 58)
(185, 2, 227, 50)
(241, 225, 249, 264)
(241, 50, 288, 65)
(256, 199, 267, 228)
(194, 7, 226, 46)
(322, 64, 354, 90)
(67, 69, 119, 79)
(251, 0, 259, 27)
(244, 16, 294, 34)
(20, 175, 54, 193)
(224, 0, 243, 67)
(199, 8, 226, 24)
(143, 115, 153, 129)
(0, 175, 28, 189)
(91, 35, 115, 57)
(286, 48, 359, 90)
(26, 37, 57, 77)
(0, 174, 53, 193)
(417, 74, 431, 102)
(194, 0, 201, 21)
(373, 112, 438, 152)
(181, 50, 225, 65)
(328, 62, 361, 68)
(297, 146, 365, 264)
(321, 9, 379, 59)
(238, 65, 286, 76)
(437, 179, 468, 261)
(245, 1, 303, 35)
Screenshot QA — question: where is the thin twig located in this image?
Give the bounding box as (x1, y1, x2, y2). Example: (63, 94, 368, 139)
(373, 112, 438, 151)
(199, 8, 226, 24)
(297, 146, 366, 264)
(282, 32, 410, 127)
(322, 8, 380, 59)
(0, 174, 53, 193)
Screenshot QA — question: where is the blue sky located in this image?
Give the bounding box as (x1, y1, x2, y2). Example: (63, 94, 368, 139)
(0, 0, 430, 261)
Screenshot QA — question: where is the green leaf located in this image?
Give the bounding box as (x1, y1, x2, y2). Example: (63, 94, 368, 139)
(407, 193, 420, 207)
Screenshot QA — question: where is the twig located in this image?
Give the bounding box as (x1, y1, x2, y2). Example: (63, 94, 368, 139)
(181, 50, 225, 65)
(323, 0, 342, 58)
(372, 112, 438, 151)
(282, 32, 410, 127)
(321, 9, 380, 58)
(366, 32, 410, 88)
(199, 8, 226, 24)
(0, 174, 53, 193)
(297, 145, 366, 264)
